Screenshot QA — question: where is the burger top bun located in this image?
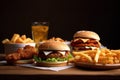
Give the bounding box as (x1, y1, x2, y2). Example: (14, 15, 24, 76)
(39, 41, 70, 51)
(73, 30, 100, 41)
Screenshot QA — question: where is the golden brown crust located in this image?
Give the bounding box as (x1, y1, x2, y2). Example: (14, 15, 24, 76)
(71, 39, 100, 47)
(73, 30, 100, 40)
(39, 41, 70, 51)
(35, 61, 68, 67)
(5, 45, 38, 64)
(7, 59, 34, 64)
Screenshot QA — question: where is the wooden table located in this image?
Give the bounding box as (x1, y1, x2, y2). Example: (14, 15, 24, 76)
(0, 54, 120, 80)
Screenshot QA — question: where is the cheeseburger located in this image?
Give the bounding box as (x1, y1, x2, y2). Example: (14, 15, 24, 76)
(71, 30, 101, 51)
(34, 41, 72, 67)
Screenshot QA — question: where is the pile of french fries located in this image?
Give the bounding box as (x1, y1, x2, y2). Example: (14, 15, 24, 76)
(48, 37, 65, 42)
(2, 33, 34, 44)
(69, 48, 120, 64)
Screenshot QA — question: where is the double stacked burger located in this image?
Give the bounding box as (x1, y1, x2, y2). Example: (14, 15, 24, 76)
(71, 30, 101, 51)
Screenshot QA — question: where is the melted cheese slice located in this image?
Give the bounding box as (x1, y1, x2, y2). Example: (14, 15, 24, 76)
(59, 51, 66, 56)
(43, 51, 52, 55)
(80, 39, 89, 43)
(76, 38, 100, 45)
(74, 46, 97, 50)
(85, 46, 97, 50)
(43, 51, 66, 56)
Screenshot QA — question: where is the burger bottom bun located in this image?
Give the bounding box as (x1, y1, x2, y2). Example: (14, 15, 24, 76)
(7, 59, 34, 64)
(35, 61, 68, 67)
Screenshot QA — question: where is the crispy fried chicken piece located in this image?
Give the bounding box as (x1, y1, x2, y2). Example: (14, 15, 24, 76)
(5, 52, 21, 61)
(5, 45, 38, 61)
(71, 39, 100, 47)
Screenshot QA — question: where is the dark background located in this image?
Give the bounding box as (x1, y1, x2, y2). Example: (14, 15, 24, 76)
(0, 0, 119, 53)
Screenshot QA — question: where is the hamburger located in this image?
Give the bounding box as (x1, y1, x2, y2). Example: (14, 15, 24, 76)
(34, 41, 71, 67)
(71, 30, 101, 51)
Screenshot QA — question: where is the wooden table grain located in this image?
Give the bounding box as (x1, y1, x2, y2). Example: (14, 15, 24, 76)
(0, 54, 120, 80)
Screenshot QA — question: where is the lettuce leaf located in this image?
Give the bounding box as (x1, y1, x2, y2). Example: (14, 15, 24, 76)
(34, 53, 73, 62)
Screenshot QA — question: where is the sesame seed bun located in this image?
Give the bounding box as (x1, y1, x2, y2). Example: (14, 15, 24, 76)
(39, 41, 70, 51)
(73, 30, 100, 41)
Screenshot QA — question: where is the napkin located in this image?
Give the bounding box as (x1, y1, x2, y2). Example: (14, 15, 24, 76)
(18, 64, 73, 72)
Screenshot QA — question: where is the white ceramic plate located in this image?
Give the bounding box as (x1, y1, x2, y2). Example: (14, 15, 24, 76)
(75, 62, 120, 70)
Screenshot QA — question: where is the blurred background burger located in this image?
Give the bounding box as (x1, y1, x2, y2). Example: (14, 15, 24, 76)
(34, 41, 72, 67)
(71, 30, 101, 51)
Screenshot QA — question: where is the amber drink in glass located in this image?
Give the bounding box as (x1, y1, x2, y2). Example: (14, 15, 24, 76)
(32, 22, 49, 43)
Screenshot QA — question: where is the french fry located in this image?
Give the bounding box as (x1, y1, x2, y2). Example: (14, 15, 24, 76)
(48, 37, 65, 42)
(2, 39, 10, 44)
(23, 38, 34, 43)
(73, 51, 93, 62)
(11, 34, 20, 43)
(2, 33, 34, 44)
(71, 48, 120, 64)
(21, 35, 26, 40)
(94, 48, 101, 63)
(111, 50, 120, 54)
(15, 37, 24, 43)
(72, 50, 96, 56)
(74, 55, 81, 60)
(68, 57, 75, 63)
(101, 48, 112, 55)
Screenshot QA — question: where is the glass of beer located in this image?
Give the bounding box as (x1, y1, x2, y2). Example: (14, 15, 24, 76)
(32, 21, 49, 43)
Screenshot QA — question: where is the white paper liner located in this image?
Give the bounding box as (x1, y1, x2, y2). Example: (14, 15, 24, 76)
(0, 60, 6, 64)
(18, 63, 73, 71)
(0, 61, 73, 71)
